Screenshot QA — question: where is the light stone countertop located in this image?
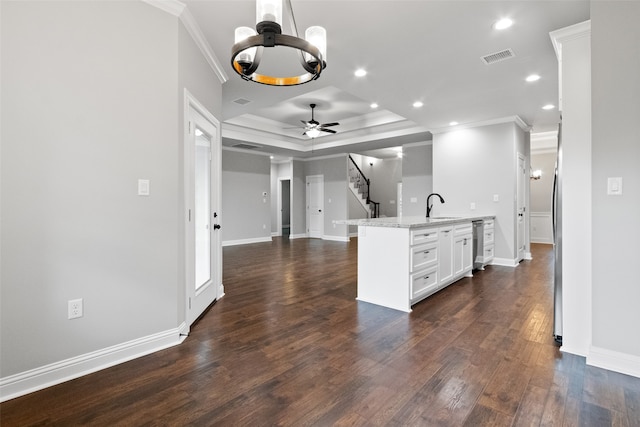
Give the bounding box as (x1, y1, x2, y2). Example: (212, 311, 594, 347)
(336, 215, 495, 229)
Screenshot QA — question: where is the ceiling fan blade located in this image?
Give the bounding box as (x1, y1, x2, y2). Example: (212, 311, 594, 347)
(321, 128, 337, 134)
(321, 122, 339, 127)
(301, 120, 310, 126)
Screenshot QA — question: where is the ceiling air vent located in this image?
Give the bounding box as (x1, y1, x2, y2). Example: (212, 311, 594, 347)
(232, 142, 262, 150)
(233, 98, 252, 106)
(481, 48, 515, 65)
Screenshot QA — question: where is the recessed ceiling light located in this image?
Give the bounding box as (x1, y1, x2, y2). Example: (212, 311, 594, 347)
(449, 121, 459, 126)
(542, 104, 555, 110)
(494, 18, 513, 30)
(354, 68, 367, 77)
(370, 103, 379, 109)
(413, 101, 423, 108)
(526, 74, 541, 82)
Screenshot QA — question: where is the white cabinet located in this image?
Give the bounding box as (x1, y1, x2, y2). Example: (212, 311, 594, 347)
(481, 219, 495, 266)
(356, 217, 493, 312)
(453, 223, 473, 279)
(438, 226, 453, 286)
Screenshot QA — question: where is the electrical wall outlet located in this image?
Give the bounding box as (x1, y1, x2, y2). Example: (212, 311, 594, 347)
(68, 298, 83, 319)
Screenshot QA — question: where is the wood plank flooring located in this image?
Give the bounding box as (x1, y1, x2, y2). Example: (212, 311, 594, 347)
(2, 239, 639, 426)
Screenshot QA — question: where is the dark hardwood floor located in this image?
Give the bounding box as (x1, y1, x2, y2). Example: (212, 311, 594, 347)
(2, 239, 639, 426)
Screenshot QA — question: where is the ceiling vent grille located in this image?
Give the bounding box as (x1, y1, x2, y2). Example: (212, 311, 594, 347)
(232, 142, 262, 150)
(481, 48, 515, 65)
(233, 98, 252, 105)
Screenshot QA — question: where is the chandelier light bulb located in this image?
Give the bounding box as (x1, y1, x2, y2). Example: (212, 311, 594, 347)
(234, 27, 257, 66)
(305, 26, 327, 64)
(256, 0, 282, 25)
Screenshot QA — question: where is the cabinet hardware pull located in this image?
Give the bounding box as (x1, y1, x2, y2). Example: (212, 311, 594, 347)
(424, 275, 430, 279)
(423, 250, 430, 254)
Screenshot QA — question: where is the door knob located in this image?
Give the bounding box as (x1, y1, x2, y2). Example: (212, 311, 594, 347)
(213, 224, 221, 230)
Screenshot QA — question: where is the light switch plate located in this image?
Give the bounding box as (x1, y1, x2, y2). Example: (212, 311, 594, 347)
(138, 179, 150, 196)
(607, 177, 623, 195)
(493, 194, 499, 202)
(410, 197, 418, 203)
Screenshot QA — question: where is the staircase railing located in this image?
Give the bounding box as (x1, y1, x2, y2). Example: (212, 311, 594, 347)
(348, 155, 380, 218)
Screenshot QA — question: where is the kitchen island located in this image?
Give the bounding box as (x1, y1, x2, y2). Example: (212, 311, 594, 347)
(349, 215, 495, 312)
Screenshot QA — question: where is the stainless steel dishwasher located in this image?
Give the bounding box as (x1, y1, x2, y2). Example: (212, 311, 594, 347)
(472, 220, 484, 270)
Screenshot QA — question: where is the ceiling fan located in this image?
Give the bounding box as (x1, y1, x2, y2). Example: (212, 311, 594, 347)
(301, 103, 339, 138)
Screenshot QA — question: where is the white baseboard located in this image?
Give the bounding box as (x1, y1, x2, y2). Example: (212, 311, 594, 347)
(271, 232, 279, 237)
(491, 257, 518, 267)
(322, 235, 349, 242)
(531, 238, 553, 244)
(588, 346, 640, 379)
(222, 236, 272, 247)
(289, 233, 308, 240)
(349, 232, 358, 238)
(0, 324, 186, 403)
(524, 252, 533, 260)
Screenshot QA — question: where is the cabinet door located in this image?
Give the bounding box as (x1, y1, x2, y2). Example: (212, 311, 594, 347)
(438, 227, 453, 286)
(453, 236, 464, 278)
(462, 235, 473, 272)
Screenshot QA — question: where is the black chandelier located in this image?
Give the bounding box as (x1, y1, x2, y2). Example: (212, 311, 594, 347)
(231, 0, 327, 86)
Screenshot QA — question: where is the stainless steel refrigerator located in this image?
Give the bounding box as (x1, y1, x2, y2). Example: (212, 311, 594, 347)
(552, 121, 563, 345)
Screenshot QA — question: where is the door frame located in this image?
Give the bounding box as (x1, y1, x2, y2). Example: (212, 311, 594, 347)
(516, 152, 526, 262)
(306, 174, 324, 238)
(183, 90, 223, 332)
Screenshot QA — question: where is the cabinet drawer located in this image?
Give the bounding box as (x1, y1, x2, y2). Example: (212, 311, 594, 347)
(411, 228, 438, 245)
(484, 229, 495, 244)
(484, 219, 494, 230)
(454, 222, 472, 236)
(411, 243, 438, 272)
(411, 266, 439, 301)
(482, 244, 495, 261)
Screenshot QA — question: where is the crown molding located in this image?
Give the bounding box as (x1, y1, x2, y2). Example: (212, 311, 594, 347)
(142, 0, 228, 84)
(430, 115, 531, 134)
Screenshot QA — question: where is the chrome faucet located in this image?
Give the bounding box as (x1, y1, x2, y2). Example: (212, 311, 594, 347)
(426, 193, 445, 218)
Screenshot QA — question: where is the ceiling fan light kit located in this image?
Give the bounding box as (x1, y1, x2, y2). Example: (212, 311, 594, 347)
(302, 103, 339, 138)
(231, 0, 327, 86)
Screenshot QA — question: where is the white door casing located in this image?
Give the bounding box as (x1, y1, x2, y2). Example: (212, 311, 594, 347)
(306, 175, 324, 238)
(185, 92, 222, 328)
(517, 153, 526, 262)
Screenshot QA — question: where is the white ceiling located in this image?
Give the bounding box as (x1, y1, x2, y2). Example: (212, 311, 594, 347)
(181, 0, 589, 159)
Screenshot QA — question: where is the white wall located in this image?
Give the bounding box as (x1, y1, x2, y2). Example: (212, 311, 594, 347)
(0, 1, 213, 384)
(369, 157, 402, 217)
(401, 142, 432, 217)
(591, 2, 640, 372)
(433, 122, 524, 265)
(304, 156, 349, 241)
(221, 149, 272, 245)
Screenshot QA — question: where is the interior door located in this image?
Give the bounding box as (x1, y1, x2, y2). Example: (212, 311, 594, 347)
(306, 175, 324, 238)
(517, 153, 526, 262)
(186, 103, 221, 326)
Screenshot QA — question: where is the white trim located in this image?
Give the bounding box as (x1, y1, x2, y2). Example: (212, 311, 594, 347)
(289, 233, 309, 240)
(0, 324, 185, 402)
(524, 252, 533, 260)
(349, 232, 358, 238)
(588, 346, 640, 379)
(143, 0, 228, 84)
(271, 232, 280, 237)
(491, 257, 519, 267)
(402, 140, 433, 148)
(431, 115, 531, 134)
(141, 0, 185, 17)
(222, 145, 274, 158)
(322, 235, 349, 243)
(299, 153, 347, 162)
(222, 236, 272, 247)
